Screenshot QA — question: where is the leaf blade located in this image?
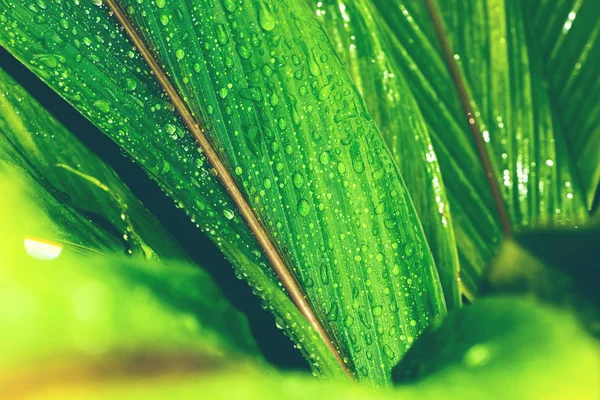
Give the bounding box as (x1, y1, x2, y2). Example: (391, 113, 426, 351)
(0, 0, 447, 383)
(306, 0, 461, 309)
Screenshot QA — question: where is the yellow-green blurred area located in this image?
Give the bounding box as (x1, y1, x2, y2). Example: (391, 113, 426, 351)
(1, 172, 599, 399)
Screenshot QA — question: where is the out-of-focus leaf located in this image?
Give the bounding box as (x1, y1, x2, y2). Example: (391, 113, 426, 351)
(0, 66, 187, 260)
(306, 0, 461, 309)
(12, 300, 600, 399)
(392, 297, 600, 399)
(0, 175, 262, 396)
(370, 0, 592, 297)
(0, 0, 446, 383)
(527, 0, 600, 208)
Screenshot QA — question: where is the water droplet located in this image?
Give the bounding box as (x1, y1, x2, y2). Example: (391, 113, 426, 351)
(383, 344, 396, 360)
(257, 2, 276, 32)
(235, 166, 243, 175)
(237, 45, 251, 59)
(293, 172, 305, 188)
(155, 0, 166, 8)
(404, 242, 415, 257)
(215, 23, 229, 45)
(326, 302, 338, 321)
(125, 78, 137, 91)
(223, 0, 237, 12)
(319, 151, 331, 165)
(372, 305, 383, 316)
(175, 49, 185, 60)
(297, 199, 311, 216)
(318, 82, 333, 101)
(320, 263, 329, 284)
(164, 124, 176, 135)
(223, 209, 235, 220)
(344, 314, 355, 327)
(240, 87, 263, 102)
(93, 100, 110, 113)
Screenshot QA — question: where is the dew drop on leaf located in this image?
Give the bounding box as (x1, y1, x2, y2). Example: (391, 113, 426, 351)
(297, 198, 311, 216)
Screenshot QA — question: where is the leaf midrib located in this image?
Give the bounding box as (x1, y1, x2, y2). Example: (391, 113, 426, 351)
(423, 0, 513, 238)
(102, 0, 353, 378)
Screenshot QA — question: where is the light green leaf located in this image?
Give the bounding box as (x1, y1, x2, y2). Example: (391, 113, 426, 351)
(8, 298, 599, 399)
(392, 297, 600, 399)
(0, 174, 262, 380)
(0, 65, 187, 260)
(0, 0, 447, 383)
(306, 0, 461, 309)
(371, 0, 592, 296)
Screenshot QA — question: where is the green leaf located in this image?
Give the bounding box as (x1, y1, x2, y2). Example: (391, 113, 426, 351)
(392, 297, 600, 399)
(0, 174, 262, 381)
(527, 0, 600, 208)
(0, 65, 188, 260)
(0, 0, 447, 383)
(306, 0, 461, 309)
(370, 0, 592, 297)
(7, 298, 599, 399)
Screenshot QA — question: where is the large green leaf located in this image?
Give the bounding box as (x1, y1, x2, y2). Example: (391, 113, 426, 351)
(0, 0, 447, 384)
(306, 0, 461, 309)
(370, 0, 592, 296)
(0, 65, 187, 260)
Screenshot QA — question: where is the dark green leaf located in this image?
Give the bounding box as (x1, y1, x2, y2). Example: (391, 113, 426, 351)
(483, 228, 600, 335)
(527, 0, 600, 208)
(371, 0, 592, 297)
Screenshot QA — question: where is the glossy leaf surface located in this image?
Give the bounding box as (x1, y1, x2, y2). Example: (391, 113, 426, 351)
(527, 0, 600, 208)
(306, 0, 461, 309)
(0, 0, 446, 383)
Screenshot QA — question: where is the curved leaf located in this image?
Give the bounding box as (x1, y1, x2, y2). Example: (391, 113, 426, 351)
(8, 299, 600, 399)
(306, 0, 461, 309)
(393, 297, 600, 399)
(0, 0, 446, 383)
